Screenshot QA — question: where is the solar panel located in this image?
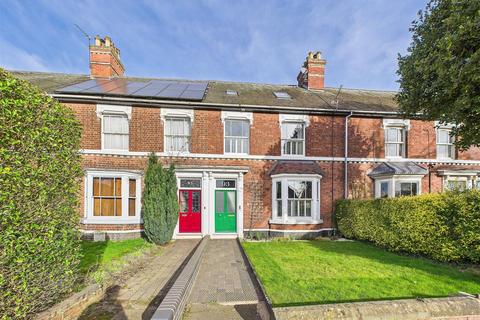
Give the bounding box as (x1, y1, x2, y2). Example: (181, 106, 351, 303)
(56, 79, 208, 101)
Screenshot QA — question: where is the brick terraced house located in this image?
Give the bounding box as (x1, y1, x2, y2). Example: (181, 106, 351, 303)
(11, 36, 480, 240)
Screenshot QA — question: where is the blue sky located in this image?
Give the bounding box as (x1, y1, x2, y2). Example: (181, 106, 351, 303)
(0, 0, 427, 90)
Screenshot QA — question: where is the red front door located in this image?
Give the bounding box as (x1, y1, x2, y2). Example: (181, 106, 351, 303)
(179, 190, 201, 233)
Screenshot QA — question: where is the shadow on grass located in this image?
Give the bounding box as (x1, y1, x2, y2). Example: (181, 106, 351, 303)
(77, 285, 127, 320)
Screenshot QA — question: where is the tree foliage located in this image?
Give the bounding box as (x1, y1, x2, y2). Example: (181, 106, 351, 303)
(143, 153, 179, 245)
(397, 0, 480, 149)
(0, 69, 83, 318)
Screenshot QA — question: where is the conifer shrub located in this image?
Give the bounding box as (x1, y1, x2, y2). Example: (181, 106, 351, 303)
(336, 190, 480, 263)
(143, 153, 179, 244)
(0, 69, 83, 318)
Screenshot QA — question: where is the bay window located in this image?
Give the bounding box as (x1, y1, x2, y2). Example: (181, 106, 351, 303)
(271, 175, 321, 223)
(85, 171, 142, 223)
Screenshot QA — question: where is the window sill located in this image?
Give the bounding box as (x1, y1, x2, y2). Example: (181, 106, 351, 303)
(82, 217, 143, 225)
(269, 219, 323, 225)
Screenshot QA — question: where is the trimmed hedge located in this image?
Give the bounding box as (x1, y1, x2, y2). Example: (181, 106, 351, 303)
(143, 153, 179, 245)
(336, 190, 480, 263)
(0, 69, 83, 318)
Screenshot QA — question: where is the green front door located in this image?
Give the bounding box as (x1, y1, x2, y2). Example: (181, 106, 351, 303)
(215, 190, 236, 233)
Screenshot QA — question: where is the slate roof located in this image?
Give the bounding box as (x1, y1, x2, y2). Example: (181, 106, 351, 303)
(368, 162, 428, 177)
(8, 70, 399, 114)
(268, 160, 324, 176)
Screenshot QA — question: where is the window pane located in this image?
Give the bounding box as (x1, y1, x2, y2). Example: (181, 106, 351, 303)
(306, 182, 312, 198)
(380, 182, 389, 198)
(386, 143, 398, 157)
(179, 191, 189, 213)
(215, 191, 224, 212)
(115, 178, 122, 197)
(277, 199, 282, 217)
(129, 179, 136, 197)
(93, 178, 100, 197)
(94, 198, 101, 216)
(101, 199, 115, 216)
(231, 121, 243, 137)
(101, 178, 114, 196)
(192, 191, 201, 212)
(226, 191, 235, 213)
(305, 201, 312, 216)
(276, 181, 282, 199)
(115, 198, 122, 216)
(129, 199, 136, 216)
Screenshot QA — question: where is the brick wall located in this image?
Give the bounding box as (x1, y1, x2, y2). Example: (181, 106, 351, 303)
(68, 102, 480, 234)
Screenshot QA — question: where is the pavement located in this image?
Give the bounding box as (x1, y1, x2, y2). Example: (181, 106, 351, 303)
(77, 239, 199, 320)
(184, 239, 262, 320)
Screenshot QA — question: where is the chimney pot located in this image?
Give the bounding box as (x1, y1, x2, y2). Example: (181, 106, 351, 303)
(105, 36, 111, 47)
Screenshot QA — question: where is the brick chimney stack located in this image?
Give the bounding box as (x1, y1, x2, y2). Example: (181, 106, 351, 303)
(297, 51, 326, 90)
(89, 35, 125, 78)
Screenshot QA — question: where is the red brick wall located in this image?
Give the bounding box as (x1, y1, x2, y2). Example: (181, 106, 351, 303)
(70, 103, 101, 149)
(191, 109, 223, 154)
(307, 116, 345, 157)
(251, 113, 280, 155)
(408, 120, 436, 158)
(347, 117, 384, 158)
(130, 106, 163, 152)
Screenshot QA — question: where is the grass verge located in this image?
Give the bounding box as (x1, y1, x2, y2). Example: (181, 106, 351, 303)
(79, 238, 155, 285)
(242, 239, 480, 307)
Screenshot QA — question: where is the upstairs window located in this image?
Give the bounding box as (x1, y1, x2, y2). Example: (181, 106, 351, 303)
(437, 128, 455, 159)
(103, 114, 129, 150)
(281, 122, 305, 155)
(385, 127, 406, 158)
(165, 117, 191, 152)
(224, 119, 250, 154)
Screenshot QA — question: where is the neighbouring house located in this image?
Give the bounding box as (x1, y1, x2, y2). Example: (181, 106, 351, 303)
(10, 36, 480, 240)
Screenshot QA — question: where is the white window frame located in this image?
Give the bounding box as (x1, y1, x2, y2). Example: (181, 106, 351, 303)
(96, 104, 132, 151)
(84, 170, 142, 224)
(279, 115, 309, 157)
(435, 122, 455, 160)
(164, 116, 192, 153)
(271, 174, 322, 224)
(221, 111, 253, 155)
(438, 171, 479, 191)
(161, 108, 194, 154)
(374, 175, 422, 198)
(383, 119, 409, 159)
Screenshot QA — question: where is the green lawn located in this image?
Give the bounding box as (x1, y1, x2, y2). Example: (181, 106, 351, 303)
(242, 240, 480, 307)
(79, 238, 153, 276)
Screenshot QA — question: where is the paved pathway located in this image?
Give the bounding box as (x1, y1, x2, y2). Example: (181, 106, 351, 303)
(185, 239, 261, 320)
(78, 239, 199, 320)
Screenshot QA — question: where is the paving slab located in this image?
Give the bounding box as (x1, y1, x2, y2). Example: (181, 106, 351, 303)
(188, 239, 260, 305)
(78, 239, 199, 320)
(184, 239, 262, 319)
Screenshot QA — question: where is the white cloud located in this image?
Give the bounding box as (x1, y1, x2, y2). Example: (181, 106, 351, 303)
(0, 40, 49, 71)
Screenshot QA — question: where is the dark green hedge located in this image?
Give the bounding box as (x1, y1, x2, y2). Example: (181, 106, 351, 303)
(0, 69, 83, 318)
(143, 153, 179, 245)
(336, 190, 480, 263)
